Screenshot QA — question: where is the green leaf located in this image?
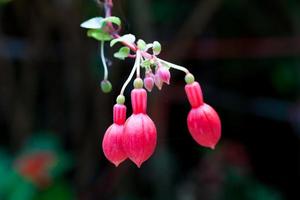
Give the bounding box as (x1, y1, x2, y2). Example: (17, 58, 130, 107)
(110, 34, 136, 47)
(81, 16, 121, 30)
(141, 59, 151, 68)
(153, 41, 161, 55)
(87, 29, 112, 41)
(80, 17, 104, 29)
(114, 47, 130, 60)
(137, 39, 147, 50)
(103, 16, 121, 26)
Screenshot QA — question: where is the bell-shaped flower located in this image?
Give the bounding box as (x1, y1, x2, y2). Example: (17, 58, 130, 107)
(185, 81, 221, 149)
(102, 104, 127, 167)
(123, 88, 157, 167)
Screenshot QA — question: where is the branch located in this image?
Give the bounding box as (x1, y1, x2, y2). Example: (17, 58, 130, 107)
(104, 0, 189, 72)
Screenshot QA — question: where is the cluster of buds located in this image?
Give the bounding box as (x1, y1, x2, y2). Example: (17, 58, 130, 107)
(80, 0, 221, 168)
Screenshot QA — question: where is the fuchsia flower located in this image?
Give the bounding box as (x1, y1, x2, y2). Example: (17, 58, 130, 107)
(123, 88, 157, 167)
(144, 72, 155, 92)
(185, 81, 221, 149)
(102, 104, 127, 167)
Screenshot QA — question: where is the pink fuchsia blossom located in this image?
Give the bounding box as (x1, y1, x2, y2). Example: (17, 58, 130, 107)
(102, 104, 127, 167)
(185, 82, 221, 149)
(123, 88, 157, 167)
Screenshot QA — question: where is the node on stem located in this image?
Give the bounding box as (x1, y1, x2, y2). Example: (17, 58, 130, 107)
(185, 73, 195, 84)
(116, 95, 125, 104)
(134, 78, 143, 89)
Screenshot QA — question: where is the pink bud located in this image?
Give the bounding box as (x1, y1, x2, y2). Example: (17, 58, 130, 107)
(123, 89, 157, 167)
(154, 73, 163, 90)
(102, 104, 127, 167)
(187, 103, 221, 149)
(157, 67, 171, 84)
(144, 73, 155, 92)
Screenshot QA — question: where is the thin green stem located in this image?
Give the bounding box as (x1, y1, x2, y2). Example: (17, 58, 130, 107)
(100, 41, 109, 80)
(156, 58, 189, 74)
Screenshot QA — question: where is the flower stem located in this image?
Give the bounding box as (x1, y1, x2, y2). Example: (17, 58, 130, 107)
(120, 53, 141, 95)
(104, 0, 113, 17)
(100, 41, 109, 80)
(156, 58, 190, 74)
(136, 51, 141, 78)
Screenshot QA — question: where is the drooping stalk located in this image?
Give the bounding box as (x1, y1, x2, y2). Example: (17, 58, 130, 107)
(100, 41, 109, 80)
(120, 53, 141, 95)
(156, 58, 189, 74)
(136, 51, 141, 78)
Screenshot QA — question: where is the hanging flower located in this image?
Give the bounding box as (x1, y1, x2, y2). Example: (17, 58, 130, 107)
(185, 80, 221, 149)
(123, 85, 157, 167)
(102, 104, 127, 167)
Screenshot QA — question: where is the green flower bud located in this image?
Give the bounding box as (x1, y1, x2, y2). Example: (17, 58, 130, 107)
(101, 80, 112, 93)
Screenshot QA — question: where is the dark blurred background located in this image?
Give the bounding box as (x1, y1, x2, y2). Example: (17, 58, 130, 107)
(0, 0, 299, 200)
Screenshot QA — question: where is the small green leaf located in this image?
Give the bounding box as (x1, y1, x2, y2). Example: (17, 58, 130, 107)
(153, 41, 161, 55)
(87, 29, 112, 41)
(114, 47, 130, 60)
(110, 34, 136, 47)
(80, 17, 104, 29)
(103, 16, 121, 26)
(81, 16, 121, 30)
(141, 59, 151, 68)
(137, 39, 147, 50)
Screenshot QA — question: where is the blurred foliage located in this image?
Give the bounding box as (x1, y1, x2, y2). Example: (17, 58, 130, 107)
(0, 0, 12, 5)
(271, 61, 300, 95)
(0, 132, 74, 200)
(223, 167, 282, 200)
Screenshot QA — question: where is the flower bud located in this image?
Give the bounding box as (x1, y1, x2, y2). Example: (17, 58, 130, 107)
(102, 104, 127, 166)
(144, 73, 155, 92)
(101, 80, 112, 93)
(154, 73, 163, 90)
(157, 67, 171, 84)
